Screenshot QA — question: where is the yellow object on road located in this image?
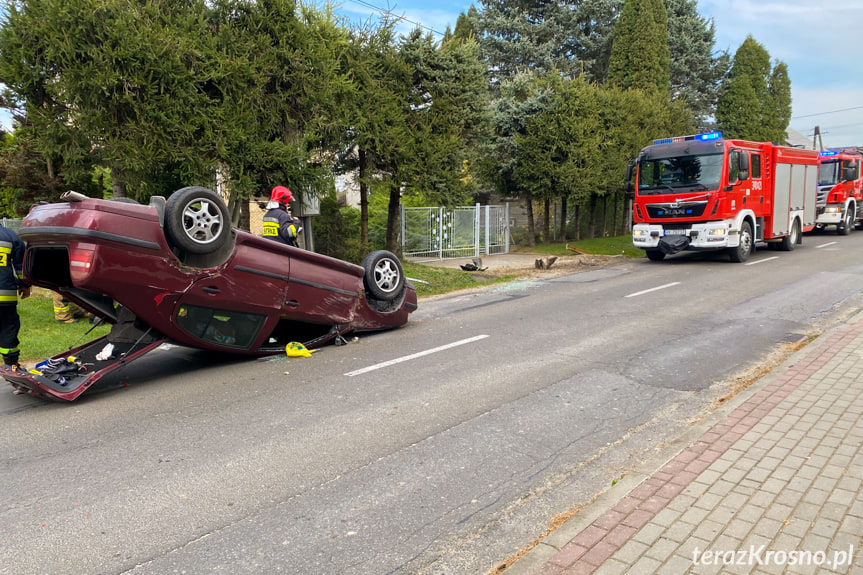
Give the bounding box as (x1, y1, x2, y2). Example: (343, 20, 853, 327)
(286, 342, 315, 357)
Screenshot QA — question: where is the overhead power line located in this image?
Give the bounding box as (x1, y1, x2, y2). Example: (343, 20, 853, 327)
(346, 0, 446, 36)
(792, 105, 863, 120)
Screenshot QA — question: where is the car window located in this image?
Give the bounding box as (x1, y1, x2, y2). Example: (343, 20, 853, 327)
(176, 305, 266, 349)
(751, 154, 761, 179)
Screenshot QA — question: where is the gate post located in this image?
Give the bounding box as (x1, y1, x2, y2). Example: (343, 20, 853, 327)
(485, 205, 490, 255)
(439, 207, 444, 260)
(505, 202, 511, 254)
(474, 203, 480, 257)
(400, 203, 405, 252)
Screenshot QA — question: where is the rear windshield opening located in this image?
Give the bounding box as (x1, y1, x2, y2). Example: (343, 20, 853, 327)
(29, 247, 72, 288)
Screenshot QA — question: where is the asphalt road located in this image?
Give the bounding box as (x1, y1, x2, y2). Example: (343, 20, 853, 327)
(2, 232, 863, 574)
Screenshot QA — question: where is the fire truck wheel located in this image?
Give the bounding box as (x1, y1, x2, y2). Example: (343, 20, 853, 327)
(645, 250, 666, 261)
(779, 220, 800, 251)
(728, 221, 752, 263)
(838, 211, 853, 236)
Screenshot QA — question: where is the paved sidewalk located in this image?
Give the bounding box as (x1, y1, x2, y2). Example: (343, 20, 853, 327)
(505, 312, 863, 574)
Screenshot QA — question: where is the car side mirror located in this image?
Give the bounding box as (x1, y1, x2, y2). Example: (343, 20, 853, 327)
(624, 162, 635, 198)
(738, 153, 750, 181)
(844, 166, 857, 182)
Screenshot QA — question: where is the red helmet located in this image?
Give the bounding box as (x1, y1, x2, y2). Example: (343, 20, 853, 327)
(270, 186, 292, 205)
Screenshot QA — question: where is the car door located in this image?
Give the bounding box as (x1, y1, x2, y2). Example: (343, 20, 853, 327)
(174, 243, 291, 351)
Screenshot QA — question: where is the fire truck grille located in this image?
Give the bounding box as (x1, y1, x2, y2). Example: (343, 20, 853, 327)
(645, 203, 707, 219)
(816, 187, 830, 207)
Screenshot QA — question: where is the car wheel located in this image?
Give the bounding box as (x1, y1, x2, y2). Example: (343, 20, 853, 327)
(838, 210, 853, 236)
(728, 221, 752, 262)
(165, 187, 231, 255)
(779, 219, 800, 251)
(361, 250, 405, 302)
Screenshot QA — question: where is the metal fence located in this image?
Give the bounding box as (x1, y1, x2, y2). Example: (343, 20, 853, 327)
(400, 204, 510, 261)
(1, 218, 22, 231)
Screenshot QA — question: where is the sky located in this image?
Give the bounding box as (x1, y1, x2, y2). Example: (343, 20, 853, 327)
(331, 0, 863, 149)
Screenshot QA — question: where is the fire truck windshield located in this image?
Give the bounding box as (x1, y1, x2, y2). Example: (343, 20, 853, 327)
(638, 153, 723, 195)
(818, 160, 841, 186)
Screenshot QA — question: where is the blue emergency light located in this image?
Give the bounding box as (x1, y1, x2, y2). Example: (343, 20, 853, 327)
(653, 132, 723, 145)
(820, 151, 838, 157)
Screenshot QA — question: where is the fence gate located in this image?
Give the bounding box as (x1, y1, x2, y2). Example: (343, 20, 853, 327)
(400, 204, 510, 261)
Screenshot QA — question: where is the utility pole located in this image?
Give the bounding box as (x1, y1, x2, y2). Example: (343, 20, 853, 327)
(812, 126, 824, 151)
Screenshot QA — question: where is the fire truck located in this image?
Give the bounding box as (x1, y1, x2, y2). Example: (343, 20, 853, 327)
(813, 148, 863, 234)
(626, 132, 820, 262)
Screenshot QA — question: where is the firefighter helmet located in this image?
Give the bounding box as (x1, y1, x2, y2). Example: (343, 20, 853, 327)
(270, 186, 292, 206)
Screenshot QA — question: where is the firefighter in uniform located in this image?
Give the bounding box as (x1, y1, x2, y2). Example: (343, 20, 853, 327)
(262, 186, 302, 247)
(53, 292, 88, 323)
(0, 223, 30, 371)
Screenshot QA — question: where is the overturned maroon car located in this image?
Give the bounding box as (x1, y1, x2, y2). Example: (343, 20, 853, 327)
(3, 187, 417, 401)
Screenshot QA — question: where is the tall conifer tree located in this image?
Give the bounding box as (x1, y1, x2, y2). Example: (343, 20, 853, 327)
(607, 0, 670, 94)
(716, 36, 791, 142)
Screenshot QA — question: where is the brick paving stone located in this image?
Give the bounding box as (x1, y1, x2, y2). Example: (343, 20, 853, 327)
(781, 517, 811, 538)
(603, 524, 638, 548)
(664, 520, 697, 543)
(612, 539, 650, 564)
(625, 556, 662, 573)
(692, 519, 726, 542)
(547, 543, 589, 568)
(709, 506, 736, 526)
(809, 517, 839, 540)
(579, 541, 617, 567)
(631, 522, 664, 546)
(723, 518, 755, 540)
(592, 558, 627, 575)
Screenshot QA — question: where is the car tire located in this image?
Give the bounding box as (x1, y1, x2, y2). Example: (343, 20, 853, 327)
(165, 187, 232, 255)
(361, 250, 405, 302)
(779, 219, 800, 251)
(839, 209, 853, 236)
(728, 221, 753, 262)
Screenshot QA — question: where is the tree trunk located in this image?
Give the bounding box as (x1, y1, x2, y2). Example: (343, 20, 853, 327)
(588, 193, 597, 239)
(525, 191, 536, 247)
(560, 196, 568, 242)
(573, 203, 580, 241)
(625, 193, 633, 234)
(111, 163, 127, 198)
(359, 148, 369, 247)
(543, 198, 550, 243)
(600, 195, 608, 238)
(612, 192, 621, 237)
(385, 181, 401, 253)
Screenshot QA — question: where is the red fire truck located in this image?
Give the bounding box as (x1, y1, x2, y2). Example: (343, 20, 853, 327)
(814, 148, 863, 234)
(626, 132, 820, 262)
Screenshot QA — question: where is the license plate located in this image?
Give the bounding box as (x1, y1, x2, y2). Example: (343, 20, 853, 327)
(663, 229, 689, 236)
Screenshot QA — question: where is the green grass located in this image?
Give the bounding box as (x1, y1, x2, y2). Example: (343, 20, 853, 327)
(402, 261, 518, 297)
(17, 291, 110, 364)
(522, 235, 642, 258)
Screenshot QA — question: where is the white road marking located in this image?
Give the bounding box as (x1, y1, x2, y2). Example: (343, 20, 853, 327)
(624, 282, 680, 298)
(744, 256, 779, 266)
(816, 242, 837, 249)
(345, 335, 490, 377)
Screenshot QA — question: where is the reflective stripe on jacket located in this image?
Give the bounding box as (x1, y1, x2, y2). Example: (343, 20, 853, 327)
(0, 229, 25, 306)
